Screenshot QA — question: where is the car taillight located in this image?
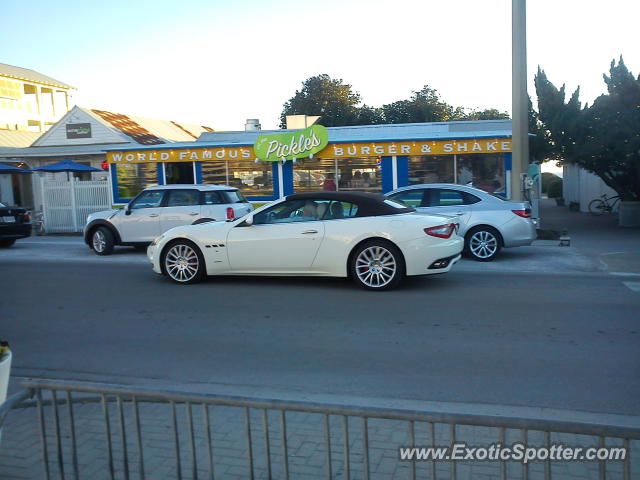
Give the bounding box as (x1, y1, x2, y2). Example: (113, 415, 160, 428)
(23, 213, 30, 222)
(512, 209, 531, 218)
(226, 207, 235, 220)
(424, 223, 455, 239)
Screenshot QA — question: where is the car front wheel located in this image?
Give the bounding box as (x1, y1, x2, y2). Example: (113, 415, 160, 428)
(162, 240, 206, 284)
(92, 227, 114, 255)
(350, 240, 405, 290)
(465, 227, 501, 261)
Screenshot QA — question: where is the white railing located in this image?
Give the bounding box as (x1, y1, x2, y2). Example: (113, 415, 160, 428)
(41, 179, 111, 233)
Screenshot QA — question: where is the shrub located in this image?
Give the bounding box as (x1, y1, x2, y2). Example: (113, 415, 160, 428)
(541, 172, 561, 194)
(547, 179, 563, 198)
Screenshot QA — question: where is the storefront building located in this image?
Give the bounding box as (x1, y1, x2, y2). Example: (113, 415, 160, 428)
(106, 120, 514, 204)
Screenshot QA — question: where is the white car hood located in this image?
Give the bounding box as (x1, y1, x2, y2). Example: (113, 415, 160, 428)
(86, 209, 120, 223)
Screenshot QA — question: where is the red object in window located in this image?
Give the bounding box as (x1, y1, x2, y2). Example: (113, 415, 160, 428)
(512, 209, 531, 218)
(101, 161, 109, 170)
(226, 207, 235, 220)
(424, 224, 456, 239)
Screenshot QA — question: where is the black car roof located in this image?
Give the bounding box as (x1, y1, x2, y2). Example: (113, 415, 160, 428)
(285, 191, 415, 217)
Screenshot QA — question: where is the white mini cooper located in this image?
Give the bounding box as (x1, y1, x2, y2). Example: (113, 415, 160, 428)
(84, 185, 253, 255)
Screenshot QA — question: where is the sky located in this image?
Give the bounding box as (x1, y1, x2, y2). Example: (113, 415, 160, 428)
(2, 0, 639, 133)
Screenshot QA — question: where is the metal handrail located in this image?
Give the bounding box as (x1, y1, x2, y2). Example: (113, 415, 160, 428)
(21, 378, 640, 439)
(0, 388, 34, 427)
(14, 378, 640, 480)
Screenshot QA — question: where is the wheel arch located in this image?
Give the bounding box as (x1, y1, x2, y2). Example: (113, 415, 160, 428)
(192, 217, 215, 225)
(346, 236, 406, 278)
(464, 223, 504, 247)
(85, 220, 121, 245)
(159, 237, 207, 276)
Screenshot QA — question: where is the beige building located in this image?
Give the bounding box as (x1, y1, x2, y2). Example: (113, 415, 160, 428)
(0, 63, 75, 133)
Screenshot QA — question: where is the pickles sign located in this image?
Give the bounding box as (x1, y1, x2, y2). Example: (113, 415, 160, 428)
(253, 125, 329, 162)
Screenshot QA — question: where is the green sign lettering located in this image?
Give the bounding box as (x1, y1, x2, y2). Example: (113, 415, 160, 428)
(254, 125, 329, 162)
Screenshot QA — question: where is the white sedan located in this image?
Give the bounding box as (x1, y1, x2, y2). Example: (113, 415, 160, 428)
(147, 192, 463, 290)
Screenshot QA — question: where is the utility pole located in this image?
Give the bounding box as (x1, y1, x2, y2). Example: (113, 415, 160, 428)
(511, 0, 529, 201)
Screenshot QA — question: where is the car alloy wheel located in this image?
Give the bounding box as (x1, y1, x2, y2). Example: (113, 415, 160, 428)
(92, 227, 114, 255)
(467, 228, 500, 261)
(351, 241, 404, 290)
(92, 230, 106, 252)
(163, 241, 205, 284)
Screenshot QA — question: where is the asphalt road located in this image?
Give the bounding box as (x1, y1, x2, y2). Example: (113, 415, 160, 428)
(2, 252, 639, 416)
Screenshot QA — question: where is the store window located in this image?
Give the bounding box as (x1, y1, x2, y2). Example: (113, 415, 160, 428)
(337, 157, 381, 193)
(293, 157, 382, 193)
(456, 154, 504, 194)
(116, 163, 157, 199)
(408, 155, 454, 185)
(293, 158, 336, 192)
(165, 162, 194, 184)
(201, 161, 273, 197)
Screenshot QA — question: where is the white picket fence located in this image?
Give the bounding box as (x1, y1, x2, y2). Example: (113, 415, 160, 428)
(41, 179, 111, 233)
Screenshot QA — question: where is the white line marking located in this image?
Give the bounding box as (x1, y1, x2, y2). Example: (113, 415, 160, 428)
(622, 281, 640, 292)
(610, 272, 640, 278)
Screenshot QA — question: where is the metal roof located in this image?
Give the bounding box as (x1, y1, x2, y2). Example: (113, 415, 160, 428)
(0, 143, 127, 158)
(0, 63, 75, 89)
(0, 130, 43, 148)
(106, 120, 514, 152)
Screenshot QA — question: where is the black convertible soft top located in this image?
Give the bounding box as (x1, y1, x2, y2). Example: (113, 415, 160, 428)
(286, 191, 415, 217)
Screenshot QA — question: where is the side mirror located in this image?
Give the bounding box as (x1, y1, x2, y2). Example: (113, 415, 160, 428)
(125, 205, 132, 215)
(243, 214, 254, 226)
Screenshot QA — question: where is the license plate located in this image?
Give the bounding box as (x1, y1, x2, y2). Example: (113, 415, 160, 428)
(1, 216, 15, 223)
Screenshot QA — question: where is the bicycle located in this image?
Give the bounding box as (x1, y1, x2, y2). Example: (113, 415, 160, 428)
(31, 210, 46, 235)
(588, 193, 620, 215)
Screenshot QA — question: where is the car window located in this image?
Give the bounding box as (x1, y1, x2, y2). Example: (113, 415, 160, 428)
(253, 199, 329, 224)
(388, 190, 425, 208)
(426, 189, 479, 207)
(203, 191, 224, 205)
(166, 189, 200, 207)
(326, 201, 358, 219)
(223, 190, 249, 203)
(130, 190, 164, 209)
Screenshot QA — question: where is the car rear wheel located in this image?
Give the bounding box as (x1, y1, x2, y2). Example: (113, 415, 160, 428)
(465, 226, 501, 261)
(162, 240, 205, 284)
(92, 227, 114, 255)
(350, 240, 405, 290)
(0, 239, 16, 248)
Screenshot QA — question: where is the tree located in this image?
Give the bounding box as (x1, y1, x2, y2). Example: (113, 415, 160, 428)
(535, 59, 640, 200)
(382, 86, 459, 124)
(461, 108, 510, 121)
(528, 97, 554, 164)
(577, 58, 640, 200)
(279, 74, 362, 128)
(354, 104, 384, 125)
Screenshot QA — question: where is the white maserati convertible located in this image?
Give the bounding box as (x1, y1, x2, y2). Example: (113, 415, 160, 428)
(147, 191, 463, 290)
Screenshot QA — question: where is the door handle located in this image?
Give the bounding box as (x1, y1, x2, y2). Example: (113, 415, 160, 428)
(148, 214, 159, 217)
(455, 212, 464, 216)
(189, 212, 199, 216)
(301, 230, 318, 234)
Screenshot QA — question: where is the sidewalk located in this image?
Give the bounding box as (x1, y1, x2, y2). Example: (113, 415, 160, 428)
(539, 198, 640, 275)
(1, 384, 638, 480)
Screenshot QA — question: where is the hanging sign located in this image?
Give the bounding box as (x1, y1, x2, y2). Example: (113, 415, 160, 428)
(253, 125, 329, 162)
